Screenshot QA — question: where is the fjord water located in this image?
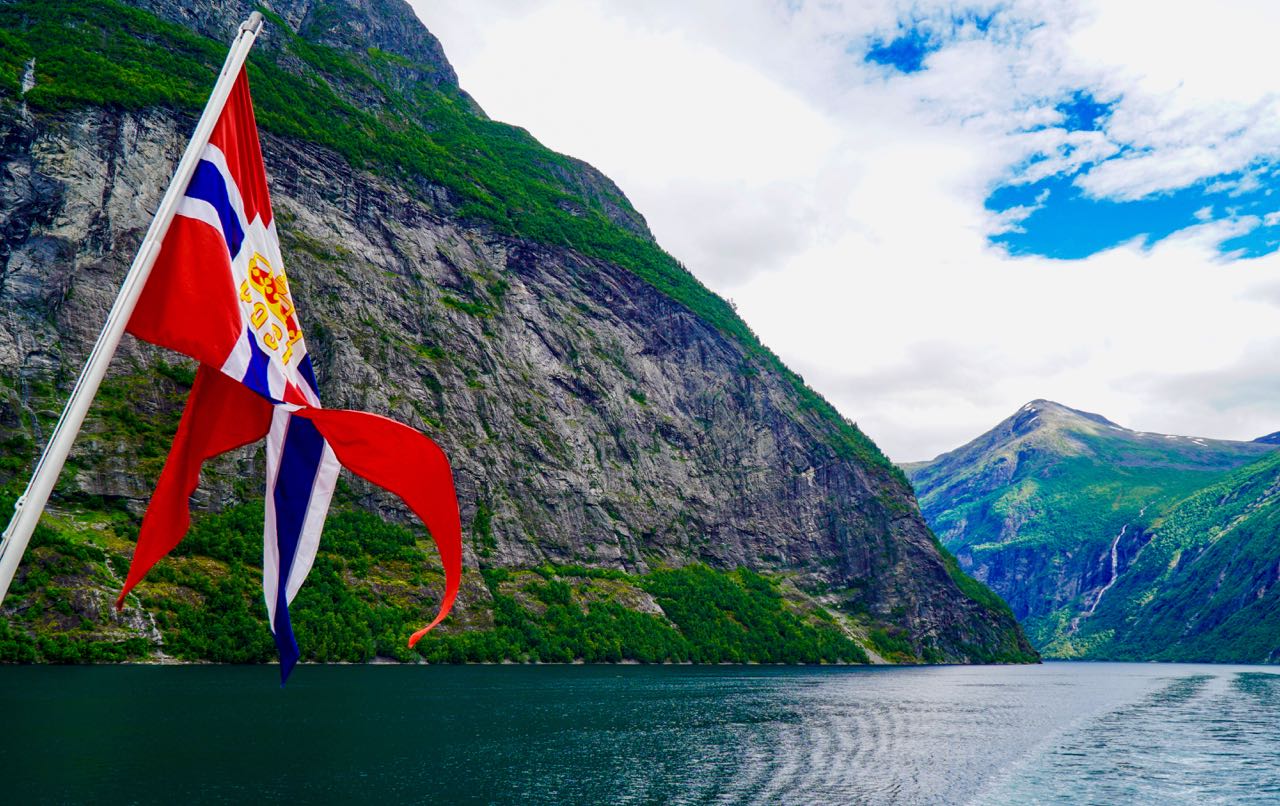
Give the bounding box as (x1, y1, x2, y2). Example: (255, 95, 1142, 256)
(3, 663, 1278, 804)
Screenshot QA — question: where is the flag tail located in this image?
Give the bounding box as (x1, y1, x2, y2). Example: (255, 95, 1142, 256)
(273, 596, 301, 686)
(116, 366, 272, 608)
(294, 408, 462, 646)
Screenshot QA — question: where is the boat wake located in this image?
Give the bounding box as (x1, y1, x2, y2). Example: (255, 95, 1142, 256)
(978, 670, 1280, 805)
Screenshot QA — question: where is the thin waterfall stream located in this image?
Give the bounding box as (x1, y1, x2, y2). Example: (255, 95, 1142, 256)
(1086, 524, 1127, 616)
(1072, 506, 1148, 631)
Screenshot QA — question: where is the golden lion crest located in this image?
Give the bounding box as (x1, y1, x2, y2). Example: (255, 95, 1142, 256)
(239, 252, 303, 365)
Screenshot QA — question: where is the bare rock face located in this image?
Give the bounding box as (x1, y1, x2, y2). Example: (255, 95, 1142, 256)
(0, 0, 1034, 662)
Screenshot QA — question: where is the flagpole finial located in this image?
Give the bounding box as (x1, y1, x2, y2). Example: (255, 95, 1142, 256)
(241, 11, 264, 36)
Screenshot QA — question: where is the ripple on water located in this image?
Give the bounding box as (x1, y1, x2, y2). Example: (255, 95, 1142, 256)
(2, 663, 1278, 805)
(711, 665, 1162, 805)
(978, 670, 1280, 806)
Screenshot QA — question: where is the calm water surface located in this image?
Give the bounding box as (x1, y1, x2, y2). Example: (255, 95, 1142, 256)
(2, 662, 1278, 804)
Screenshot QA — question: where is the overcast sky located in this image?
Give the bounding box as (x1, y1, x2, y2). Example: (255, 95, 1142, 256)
(412, 0, 1280, 461)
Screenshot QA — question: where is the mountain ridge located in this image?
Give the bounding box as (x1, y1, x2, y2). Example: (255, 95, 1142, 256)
(907, 398, 1277, 658)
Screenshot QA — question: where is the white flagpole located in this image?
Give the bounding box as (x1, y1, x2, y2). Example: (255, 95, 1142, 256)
(0, 12, 267, 605)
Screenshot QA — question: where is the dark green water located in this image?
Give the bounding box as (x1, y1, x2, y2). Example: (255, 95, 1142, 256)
(2, 662, 1278, 804)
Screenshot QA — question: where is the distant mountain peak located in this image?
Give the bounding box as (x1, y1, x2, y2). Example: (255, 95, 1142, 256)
(911, 399, 1279, 485)
(906, 398, 1280, 662)
(1016, 400, 1125, 432)
(986, 400, 1128, 454)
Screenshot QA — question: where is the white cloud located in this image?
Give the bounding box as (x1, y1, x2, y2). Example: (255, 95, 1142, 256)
(414, 0, 1280, 460)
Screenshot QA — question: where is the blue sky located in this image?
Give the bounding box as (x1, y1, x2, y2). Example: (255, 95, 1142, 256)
(862, 12, 1280, 263)
(987, 84, 1280, 261)
(425, 0, 1280, 460)
(988, 167, 1280, 260)
(863, 12, 996, 74)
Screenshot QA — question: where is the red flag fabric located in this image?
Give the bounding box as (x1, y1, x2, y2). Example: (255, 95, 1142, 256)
(295, 408, 463, 644)
(116, 365, 272, 607)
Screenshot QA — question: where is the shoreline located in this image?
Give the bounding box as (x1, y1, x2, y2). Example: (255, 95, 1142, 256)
(6, 656, 1277, 668)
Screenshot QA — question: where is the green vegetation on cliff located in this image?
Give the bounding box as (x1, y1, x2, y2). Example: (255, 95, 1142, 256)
(1050, 450, 1280, 663)
(908, 400, 1279, 661)
(0, 498, 880, 665)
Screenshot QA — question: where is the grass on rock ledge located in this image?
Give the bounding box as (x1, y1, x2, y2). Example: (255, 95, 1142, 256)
(0, 500, 873, 666)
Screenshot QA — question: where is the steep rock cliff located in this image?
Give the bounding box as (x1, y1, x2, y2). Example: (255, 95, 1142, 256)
(0, 0, 1034, 664)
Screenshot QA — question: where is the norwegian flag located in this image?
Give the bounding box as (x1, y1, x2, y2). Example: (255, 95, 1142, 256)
(117, 68, 461, 683)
